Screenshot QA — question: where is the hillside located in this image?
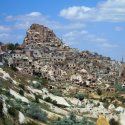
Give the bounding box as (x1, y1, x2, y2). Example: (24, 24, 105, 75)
(10, 24, 124, 85)
(0, 24, 125, 125)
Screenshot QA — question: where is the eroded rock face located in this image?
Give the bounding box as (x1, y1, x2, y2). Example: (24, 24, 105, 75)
(8, 23, 122, 84)
(23, 24, 57, 46)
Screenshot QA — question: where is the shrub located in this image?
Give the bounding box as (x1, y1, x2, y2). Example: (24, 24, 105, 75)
(40, 78, 48, 85)
(31, 82, 41, 89)
(19, 84, 25, 90)
(44, 97, 52, 103)
(34, 94, 40, 103)
(52, 100, 57, 105)
(52, 112, 95, 125)
(114, 83, 125, 92)
(26, 103, 47, 123)
(97, 88, 102, 95)
(103, 101, 109, 109)
(50, 89, 62, 96)
(3, 116, 14, 125)
(19, 89, 24, 96)
(8, 107, 18, 117)
(75, 93, 84, 101)
(22, 121, 39, 125)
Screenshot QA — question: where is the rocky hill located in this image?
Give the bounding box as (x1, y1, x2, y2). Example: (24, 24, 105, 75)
(20, 24, 122, 85)
(0, 24, 125, 125)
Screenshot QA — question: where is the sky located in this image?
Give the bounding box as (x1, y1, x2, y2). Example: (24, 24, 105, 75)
(0, 0, 125, 60)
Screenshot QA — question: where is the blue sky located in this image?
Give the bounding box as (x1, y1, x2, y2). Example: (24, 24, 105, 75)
(0, 0, 125, 60)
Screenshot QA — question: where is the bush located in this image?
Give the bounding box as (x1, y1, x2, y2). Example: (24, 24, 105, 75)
(19, 89, 24, 96)
(40, 78, 48, 85)
(114, 83, 125, 92)
(50, 89, 62, 96)
(34, 94, 40, 103)
(97, 88, 102, 95)
(52, 112, 95, 125)
(31, 82, 41, 89)
(3, 116, 14, 125)
(26, 103, 47, 123)
(22, 121, 39, 125)
(8, 107, 18, 117)
(75, 93, 84, 101)
(52, 100, 57, 105)
(19, 84, 25, 90)
(44, 97, 52, 103)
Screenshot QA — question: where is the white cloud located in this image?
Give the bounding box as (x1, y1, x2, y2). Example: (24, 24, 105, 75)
(60, 6, 91, 20)
(0, 33, 23, 43)
(0, 33, 10, 42)
(53, 23, 86, 30)
(3, 11, 119, 49)
(60, 0, 125, 22)
(101, 43, 119, 48)
(0, 25, 11, 32)
(6, 12, 47, 29)
(27, 12, 41, 17)
(6, 12, 44, 21)
(0, 33, 9, 38)
(63, 30, 118, 48)
(6, 12, 86, 31)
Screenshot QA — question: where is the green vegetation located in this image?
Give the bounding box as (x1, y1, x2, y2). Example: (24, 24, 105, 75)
(31, 82, 42, 89)
(8, 107, 18, 117)
(44, 97, 65, 108)
(19, 89, 24, 96)
(19, 84, 25, 90)
(34, 77, 48, 86)
(7, 43, 20, 51)
(44, 97, 52, 103)
(75, 93, 84, 101)
(50, 89, 62, 96)
(26, 103, 48, 123)
(2, 116, 14, 125)
(51, 112, 95, 125)
(22, 121, 39, 125)
(96, 88, 102, 95)
(114, 83, 125, 93)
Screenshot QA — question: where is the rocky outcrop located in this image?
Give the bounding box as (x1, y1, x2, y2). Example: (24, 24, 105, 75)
(5, 24, 123, 86)
(23, 24, 58, 46)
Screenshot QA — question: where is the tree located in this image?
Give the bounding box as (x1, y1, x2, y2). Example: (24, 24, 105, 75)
(7, 43, 20, 50)
(7, 43, 15, 50)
